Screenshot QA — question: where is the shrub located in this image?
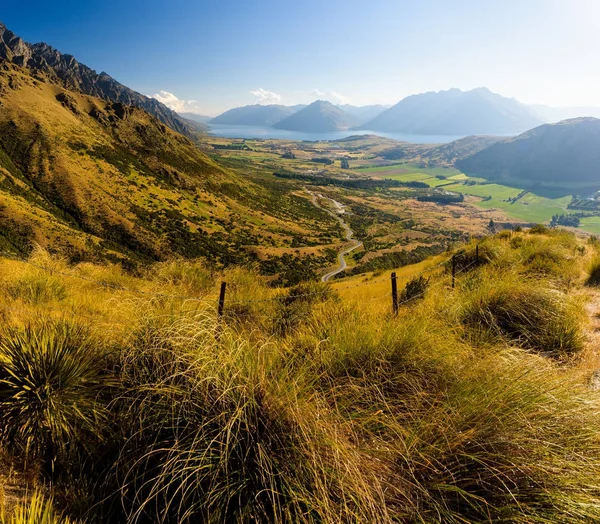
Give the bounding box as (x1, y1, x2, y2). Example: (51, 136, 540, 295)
(0, 321, 109, 462)
(529, 224, 549, 234)
(399, 275, 429, 304)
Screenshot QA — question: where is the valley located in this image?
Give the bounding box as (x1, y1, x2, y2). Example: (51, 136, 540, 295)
(3, 10, 600, 523)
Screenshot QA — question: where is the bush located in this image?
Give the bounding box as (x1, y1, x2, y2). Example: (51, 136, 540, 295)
(399, 275, 429, 304)
(272, 282, 333, 337)
(0, 321, 109, 463)
(529, 224, 549, 234)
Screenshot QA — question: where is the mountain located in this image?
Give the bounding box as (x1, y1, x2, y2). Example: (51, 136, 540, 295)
(337, 104, 389, 125)
(178, 112, 213, 124)
(0, 22, 199, 139)
(209, 104, 302, 126)
(362, 88, 543, 135)
(273, 100, 357, 132)
(530, 104, 600, 123)
(0, 60, 335, 267)
(456, 118, 600, 196)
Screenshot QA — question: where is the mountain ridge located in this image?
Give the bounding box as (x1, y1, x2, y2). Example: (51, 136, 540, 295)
(361, 87, 543, 135)
(209, 104, 302, 126)
(0, 22, 199, 139)
(456, 117, 600, 196)
(273, 100, 357, 132)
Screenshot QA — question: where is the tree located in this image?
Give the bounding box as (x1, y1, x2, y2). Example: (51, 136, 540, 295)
(488, 219, 496, 233)
(340, 158, 350, 169)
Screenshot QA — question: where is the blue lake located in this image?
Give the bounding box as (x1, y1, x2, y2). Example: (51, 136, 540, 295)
(207, 124, 467, 144)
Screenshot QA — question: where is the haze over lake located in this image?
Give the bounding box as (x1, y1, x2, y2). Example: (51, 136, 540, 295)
(207, 124, 469, 143)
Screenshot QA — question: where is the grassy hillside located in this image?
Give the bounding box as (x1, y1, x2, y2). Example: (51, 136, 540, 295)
(0, 64, 342, 278)
(457, 118, 600, 197)
(3, 228, 600, 522)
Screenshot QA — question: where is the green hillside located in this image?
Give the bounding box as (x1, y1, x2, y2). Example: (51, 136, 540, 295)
(457, 118, 600, 197)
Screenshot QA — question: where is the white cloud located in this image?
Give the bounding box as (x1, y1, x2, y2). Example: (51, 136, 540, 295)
(249, 88, 282, 105)
(149, 90, 201, 114)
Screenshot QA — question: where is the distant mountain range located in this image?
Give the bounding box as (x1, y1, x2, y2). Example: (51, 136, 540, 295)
(179, 112, 213, 124)
(0, 22, 198, 139)
(457, 117, 600, 196)
(202, 89, 600, 136)
(209, 104, 305, 126)
(362, 88, 542, 135)
(273, 100, 358, 132)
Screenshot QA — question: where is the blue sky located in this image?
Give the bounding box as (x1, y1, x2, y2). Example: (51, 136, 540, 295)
(2, 0, 599, 115)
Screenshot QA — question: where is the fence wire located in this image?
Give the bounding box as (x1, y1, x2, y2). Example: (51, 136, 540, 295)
(0, 244, 481, 317)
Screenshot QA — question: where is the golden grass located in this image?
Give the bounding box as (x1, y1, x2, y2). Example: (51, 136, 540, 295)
(1, 230, 600, 522)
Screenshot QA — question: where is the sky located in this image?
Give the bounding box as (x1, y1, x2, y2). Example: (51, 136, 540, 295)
(2, 0, 600, 116)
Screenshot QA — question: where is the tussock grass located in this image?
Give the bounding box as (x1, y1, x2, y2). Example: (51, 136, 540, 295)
(0, 491, 75, 524)
(587, 255, 600, 286)
(0, 229, 600, 522)
(2, 275, 66, 305)
(456, 273, 583, 356)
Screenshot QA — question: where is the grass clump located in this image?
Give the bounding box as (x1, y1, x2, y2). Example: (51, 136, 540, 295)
(102, 315, 385, 523)
(457, 275, 583, 357)
(3, 275, 67, 305)
(0, 491, 75, 524)
(0, 321, 109, 463)
(587, 255, 600, 286)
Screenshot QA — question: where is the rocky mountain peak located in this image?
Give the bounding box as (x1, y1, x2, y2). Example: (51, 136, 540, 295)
(0, 21, 198, 139)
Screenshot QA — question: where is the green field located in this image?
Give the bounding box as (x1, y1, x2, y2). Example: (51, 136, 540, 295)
(579, 216, 600, 235)
(443, 182, 522, 201)
(361, 163, 460, 177)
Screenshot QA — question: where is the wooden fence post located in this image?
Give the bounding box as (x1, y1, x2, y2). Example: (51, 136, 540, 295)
(452, 255, 456, 289)
(391, 272, 399, 316)
(217, 282, 227, 319)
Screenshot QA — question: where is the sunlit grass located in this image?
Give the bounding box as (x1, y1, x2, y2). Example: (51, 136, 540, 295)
(1, 229, 600, 522)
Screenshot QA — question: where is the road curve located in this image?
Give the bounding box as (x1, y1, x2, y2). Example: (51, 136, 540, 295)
(305, 189, 363, 282)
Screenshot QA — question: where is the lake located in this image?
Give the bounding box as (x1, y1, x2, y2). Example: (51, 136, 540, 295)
(207, 124, 467, 144)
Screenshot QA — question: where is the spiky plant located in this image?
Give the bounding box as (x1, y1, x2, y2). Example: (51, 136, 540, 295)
(0, 321, 109, 463)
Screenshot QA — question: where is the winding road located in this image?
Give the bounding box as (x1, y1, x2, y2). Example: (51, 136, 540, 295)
(305, 189, 363, 282)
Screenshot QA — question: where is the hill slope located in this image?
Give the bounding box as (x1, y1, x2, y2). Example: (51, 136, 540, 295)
(0, 22, 199, 139)
(363, 88, 542, 135)
(274, 100, 357, 132)
(209, 104, 300, 126)
(457, 118, 600, 196)
(0, 63, 338, 268)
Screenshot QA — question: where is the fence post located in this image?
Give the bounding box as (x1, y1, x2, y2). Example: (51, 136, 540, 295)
(391, 272, 399, 316)
(451, 255, 456, 289)
(475, 244, 479, 266)
(217, 281, 227, 319)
